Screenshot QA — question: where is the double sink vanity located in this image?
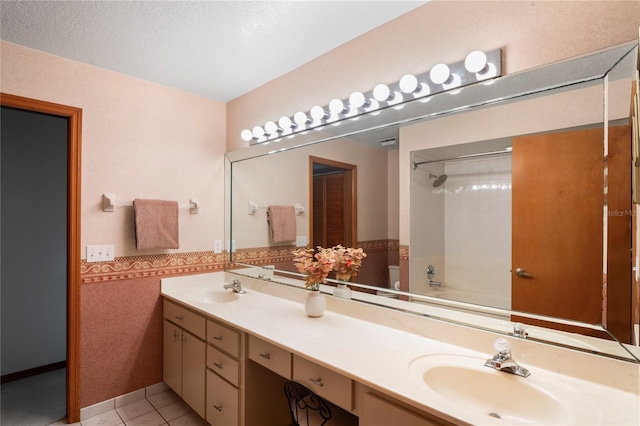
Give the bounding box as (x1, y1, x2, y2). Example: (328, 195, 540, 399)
(161, 272, 639, 425)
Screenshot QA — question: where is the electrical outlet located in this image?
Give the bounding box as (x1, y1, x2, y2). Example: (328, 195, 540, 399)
(86, 245, 114, 262)
(214, 240, 222, 253)
(296, 236, 308, 247)
(225, 240, 236, 252)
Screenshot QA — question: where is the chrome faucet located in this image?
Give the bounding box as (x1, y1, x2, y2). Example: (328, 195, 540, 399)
(224, 277, 247, 294)
(513, 322, 528, 339)
(484, 338, 530, 377)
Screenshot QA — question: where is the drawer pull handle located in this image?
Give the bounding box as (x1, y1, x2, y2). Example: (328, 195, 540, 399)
(213, 361, 223, 369)
(213, 404, 222, 412)
(307, 376, 324, 387)
(175, 315, 183, 321)
(213, 335, 223, 341)
(259, 352, 271, 360)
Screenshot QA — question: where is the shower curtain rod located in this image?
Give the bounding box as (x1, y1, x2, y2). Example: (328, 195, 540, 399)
(411, 149, 512, 170)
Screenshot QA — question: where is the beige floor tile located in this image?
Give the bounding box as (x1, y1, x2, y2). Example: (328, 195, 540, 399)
(116, 399, 156, 422)
(147, 389, 181, 410)
(125, 410, 166, 426)
(157, 401, 192, 422)
(81, 409, 123, 426)
(167, 411, 207, 426)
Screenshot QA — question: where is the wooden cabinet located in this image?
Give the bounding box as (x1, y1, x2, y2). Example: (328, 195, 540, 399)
(206, 318, 243, 425)
(163, 296, 454, 426)
(162, 301, 206, 418)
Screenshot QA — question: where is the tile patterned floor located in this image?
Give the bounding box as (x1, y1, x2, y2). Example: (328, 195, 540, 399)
(49, 389, 208, 426)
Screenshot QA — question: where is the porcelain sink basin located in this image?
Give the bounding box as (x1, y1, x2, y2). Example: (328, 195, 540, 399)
(408, 354, 599, 425)
(183, 287, 241, 304)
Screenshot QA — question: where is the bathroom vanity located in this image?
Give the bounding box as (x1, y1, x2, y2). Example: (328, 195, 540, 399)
(161, 272, 639, 426)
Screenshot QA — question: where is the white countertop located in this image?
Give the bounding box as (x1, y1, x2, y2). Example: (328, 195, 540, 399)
(161, 271, 640, 425)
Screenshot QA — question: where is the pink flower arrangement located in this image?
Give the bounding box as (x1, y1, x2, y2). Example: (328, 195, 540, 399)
(332, 245, 367, 281)
(292, 245, 367, 290)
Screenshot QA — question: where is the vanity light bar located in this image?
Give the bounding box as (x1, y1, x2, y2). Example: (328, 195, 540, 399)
(241, 48, 502, 145)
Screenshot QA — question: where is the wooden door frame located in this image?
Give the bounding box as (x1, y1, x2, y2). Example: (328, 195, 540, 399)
(1, 93, 82, 423)
(308, 156, 357, 248)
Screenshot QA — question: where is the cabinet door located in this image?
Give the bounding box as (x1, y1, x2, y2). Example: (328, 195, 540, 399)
(182, 330, 206, 419)
(163, 320, 182, 396)
(207, 369, 239, 426)
(361, 393, 443, 426)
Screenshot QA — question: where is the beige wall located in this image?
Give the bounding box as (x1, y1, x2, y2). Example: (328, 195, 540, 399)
(226, 1, 640, 151)
(0, 41, 227, 257)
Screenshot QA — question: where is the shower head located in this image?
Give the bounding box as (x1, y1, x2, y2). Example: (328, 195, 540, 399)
(429, 173, 448, 187)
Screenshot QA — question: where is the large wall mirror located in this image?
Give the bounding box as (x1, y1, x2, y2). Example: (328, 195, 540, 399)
(225, 41, 639, 362)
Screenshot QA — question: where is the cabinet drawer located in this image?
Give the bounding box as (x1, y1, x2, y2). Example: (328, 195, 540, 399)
(207, 369, 239, 426)
(163, 300, 205, 340)
(207, 319, 240, 357)
(207, 345, 240, 387)
(248, 335, 292, 379)
(293, 355, 352, 411)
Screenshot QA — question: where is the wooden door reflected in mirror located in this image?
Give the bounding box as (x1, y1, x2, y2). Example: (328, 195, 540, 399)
(309, 156, 357, 250)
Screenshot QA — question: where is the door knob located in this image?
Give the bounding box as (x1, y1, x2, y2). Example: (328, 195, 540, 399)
(515, 268, 532, 278)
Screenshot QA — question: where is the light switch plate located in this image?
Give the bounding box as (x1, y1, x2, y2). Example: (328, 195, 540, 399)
(296, 236, 308, 247)
(86, 245, 114, 262)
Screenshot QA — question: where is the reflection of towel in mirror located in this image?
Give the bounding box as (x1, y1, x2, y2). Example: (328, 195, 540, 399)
(267, 205, 296, 243)
(134, 199, 179, 250)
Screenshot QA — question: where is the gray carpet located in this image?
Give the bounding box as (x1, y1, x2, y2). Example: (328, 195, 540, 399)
(1, 368, 66, 426)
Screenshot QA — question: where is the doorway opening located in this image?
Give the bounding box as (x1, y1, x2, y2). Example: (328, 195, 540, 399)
(1, 94, 82, 423)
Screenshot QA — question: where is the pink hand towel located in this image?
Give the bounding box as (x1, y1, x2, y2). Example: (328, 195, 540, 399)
(134, 199, 179, 250)
(267, 205, 296, 243)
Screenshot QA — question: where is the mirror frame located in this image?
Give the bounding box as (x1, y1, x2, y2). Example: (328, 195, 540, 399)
(225, 41, 640, 362)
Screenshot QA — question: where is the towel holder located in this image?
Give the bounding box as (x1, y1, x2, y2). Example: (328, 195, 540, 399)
(102, 193, 199, 214)
(248, 201, 304, 216)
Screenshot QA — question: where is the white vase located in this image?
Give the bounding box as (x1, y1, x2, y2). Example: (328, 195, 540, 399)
(333, 282, 352, 299)
(304, 290, 326, 317)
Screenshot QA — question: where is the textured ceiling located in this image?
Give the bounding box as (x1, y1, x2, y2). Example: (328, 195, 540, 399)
(0, 1, 426, 102)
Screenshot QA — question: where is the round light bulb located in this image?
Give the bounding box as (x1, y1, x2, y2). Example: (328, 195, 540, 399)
(278, 116, 294, 130)
(329, 99, 347, 114)
(417, 83, 432, 102)
(252, 126, 265, 139)
(465, 51, 488, 74)
(294, 112, 309, 127)
(310, 105, 327, 121)
(430, 63, 451, 85)
(241, 129, 254, 141)
(443, 73, 461, 91)
(372, 84, 391, 102)
(264, 121, 279, 135)
(399, 74, 419, 93)
(349, 91, 368, 108)
(477, 62, 498, 80)
(389, 91, 404, 109)
(365, 98, 380, 115)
